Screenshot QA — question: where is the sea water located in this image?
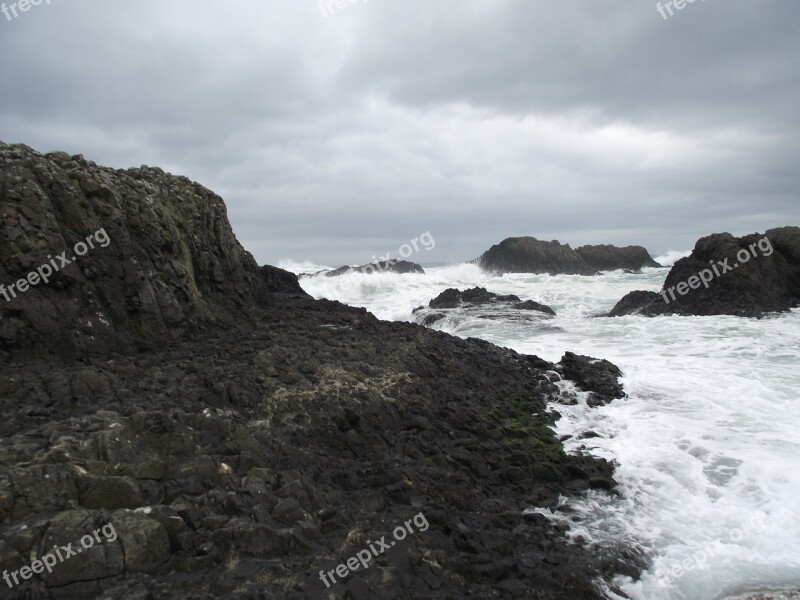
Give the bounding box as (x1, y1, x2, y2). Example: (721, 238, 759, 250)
(288, 259, 800, 600)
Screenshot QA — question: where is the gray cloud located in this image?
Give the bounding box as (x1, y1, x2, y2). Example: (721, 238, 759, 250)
(1, 0, 798, 266)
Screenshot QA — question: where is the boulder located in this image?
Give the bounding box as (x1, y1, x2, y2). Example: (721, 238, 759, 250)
(426, 287, 555, 315)
(607, 227, 800, 317)
(324, 259, 425, 277)
(557, 352, 626, 407)
(414, 287, 555, 326)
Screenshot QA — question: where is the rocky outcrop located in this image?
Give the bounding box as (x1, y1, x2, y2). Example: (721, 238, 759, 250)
(259, 264, 308, 295)
(556, 352, 627, 407)
(576, 245, 661, 272)
(428, 287, 555, 314)
(606, 291, 670, 317)
(607, 227, 800, 318)
(302, 260, 425, 278)
(0, 143, 637, 599)
(0, 144, 306, 361)
(413, 287, 555, 327)
(475, 237, 598, 275)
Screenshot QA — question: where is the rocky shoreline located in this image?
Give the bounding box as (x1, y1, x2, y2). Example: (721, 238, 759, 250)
(0, 143, 638, 598)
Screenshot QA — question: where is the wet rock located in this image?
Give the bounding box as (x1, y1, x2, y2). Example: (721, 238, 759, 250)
(0, 143, 637, 599)
(576, 244, 661, 272)
(607, 227, 800, 318)
(557, 351, 626, 407)
(475, 237, 598, 275)
(415, 287, 555, 326)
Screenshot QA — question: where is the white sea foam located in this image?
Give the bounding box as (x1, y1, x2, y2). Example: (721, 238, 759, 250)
(655, 250, 692, 267)
(296, 263, 800, 600)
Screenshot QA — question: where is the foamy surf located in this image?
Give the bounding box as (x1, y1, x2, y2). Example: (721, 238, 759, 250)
(296, 264, 800, 600)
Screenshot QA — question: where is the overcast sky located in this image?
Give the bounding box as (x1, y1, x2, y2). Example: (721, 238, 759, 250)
(1, 0, 798, 266)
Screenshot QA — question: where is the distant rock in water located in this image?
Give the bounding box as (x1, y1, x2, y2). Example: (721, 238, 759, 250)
(475, 237, 598, 275)
(414, 286, 555, 326)
(607, 227, 800, 318)
(302, 259, 425, 278)
(576, 244, 661, 272)
(607, 290, 669, 317)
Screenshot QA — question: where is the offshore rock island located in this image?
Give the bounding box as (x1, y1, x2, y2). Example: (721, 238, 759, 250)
(0, 143, 636, 598)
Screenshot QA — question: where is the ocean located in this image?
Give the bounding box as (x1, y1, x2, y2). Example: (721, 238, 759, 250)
(286, 258, 800, 600)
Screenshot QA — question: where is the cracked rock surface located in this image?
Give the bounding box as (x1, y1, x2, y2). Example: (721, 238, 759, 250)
(0, 143, 638, 599)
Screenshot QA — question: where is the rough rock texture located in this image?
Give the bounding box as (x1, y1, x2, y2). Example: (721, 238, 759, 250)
(606, 291, 669, 318)
(576, 245, 661, 272)
(0, 143, 638, 599)
(475, 237, 598, 276)
(413, 287, 556, 327)
(303, 260, 425, 278)
(260, 265, 309, 295)
(427, 288, 555, 315)
(556, 352, 626, 407)
(0, 144, 306, 362)
(607, 228, 800, 318)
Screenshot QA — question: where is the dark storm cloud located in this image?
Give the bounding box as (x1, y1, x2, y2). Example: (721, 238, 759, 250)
(1, 0, 798, 266)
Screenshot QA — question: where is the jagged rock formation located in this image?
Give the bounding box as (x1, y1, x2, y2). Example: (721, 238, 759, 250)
(576, 244, 661, 272)
(607, 227, 800, 318)
(0, 143, 638, 599)
(324, 259, 425, 277)
(0, 144, 306, 361)
(556, 352, 627, 407)
(475, 237, 598, 276)
(413, 287, 555, 327)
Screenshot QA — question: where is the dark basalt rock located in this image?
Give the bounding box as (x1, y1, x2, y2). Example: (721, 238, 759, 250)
(426, 287, 555, 315)
(607, 227, 800, 318)
(307, 259, 425, 278)
(557, 351, 627, 407)
(259, 265, 309, 296)
(576, 244, 661, 272)
(607, 291, 670, 317)
(415, 287, 555, 326)
(0, 143, 638, 599)
(475, 237, 598, 276)
(0, 144, 283, 361)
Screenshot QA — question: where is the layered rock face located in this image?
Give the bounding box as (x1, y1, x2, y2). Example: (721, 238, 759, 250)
(608, 227, 800, 317)
(576, 244, 661, 272)
(0, 143, 637, 598)
(0, 143, 306, 361)
(475, 237, 598, 275)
